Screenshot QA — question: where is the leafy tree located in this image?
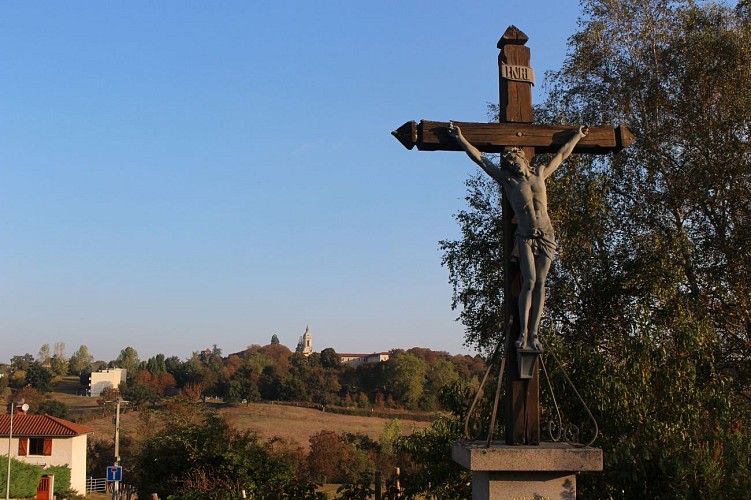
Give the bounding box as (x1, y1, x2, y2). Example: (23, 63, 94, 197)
(25, 361, 54, 392)
(320, 347, 341, 369)
(306, 430, 374, 485)
(384, 353, 427, 409)
(164, 355, 184, 376)
(146, 353, 167, 375)
(37, 399, 68, 418)
(68, 344, 94, 375)
(246, 351, 276, 375)
(121, 381, 159, 408)
(37, 344, 50, 365)
(440, 0, 751, 497)
(114, 346, 140, 379)
(180, 382, 204, 402)
(96, 387, 119, 413)
(49, 342, 68, 376)
(258, 343, 292, 373)
(270, 334, 280, 345)
(423, 357, 460, 410)
(10, 353, 34, 373)
(379, 419, 402, 456)
(131, 403, 302, 499)
(393, 415, 470, 499)
(226, 378, 260, 404)
(440, 172, 505, 352)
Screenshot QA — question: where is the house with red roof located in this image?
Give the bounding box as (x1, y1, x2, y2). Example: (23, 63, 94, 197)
(0, 412, 93, 495)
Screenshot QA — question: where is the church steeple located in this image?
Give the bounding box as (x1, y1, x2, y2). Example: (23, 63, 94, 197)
(300, 325, 313, 357)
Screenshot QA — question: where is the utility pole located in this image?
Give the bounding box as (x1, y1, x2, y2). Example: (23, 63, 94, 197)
(5, 399, 29, 500)
(107, 398, 128, 500)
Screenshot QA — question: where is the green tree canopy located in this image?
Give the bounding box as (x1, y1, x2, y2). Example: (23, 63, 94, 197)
(441, 0, 751, 496)
(131, 402, 302, 499)
(25, 361, 54, 392)
(67, 344, 94, 375)
(384, 353, 427, 409)
(115, 346, 140, 378)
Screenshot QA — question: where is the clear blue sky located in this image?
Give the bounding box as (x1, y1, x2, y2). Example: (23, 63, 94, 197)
(0, 1, 580, 363)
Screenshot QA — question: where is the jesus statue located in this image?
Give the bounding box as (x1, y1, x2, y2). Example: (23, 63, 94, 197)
(448, 122, 588, 351)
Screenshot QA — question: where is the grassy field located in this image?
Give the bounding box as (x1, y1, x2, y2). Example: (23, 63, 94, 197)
(51, 377, 432, 450)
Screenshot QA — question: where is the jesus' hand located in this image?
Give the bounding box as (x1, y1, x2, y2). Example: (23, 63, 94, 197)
(447, 122, 462, 140)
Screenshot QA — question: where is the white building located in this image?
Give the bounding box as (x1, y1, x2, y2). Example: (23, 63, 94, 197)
(89, 368, 127, 397)
(339, 352, 390, 366)
(0, 412, 93, 495)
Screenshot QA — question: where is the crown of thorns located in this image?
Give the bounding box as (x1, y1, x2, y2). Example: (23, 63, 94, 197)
(502, 147, 526, 158)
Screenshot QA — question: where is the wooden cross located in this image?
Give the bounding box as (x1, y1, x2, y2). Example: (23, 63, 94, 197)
(393, 26, 634, 445)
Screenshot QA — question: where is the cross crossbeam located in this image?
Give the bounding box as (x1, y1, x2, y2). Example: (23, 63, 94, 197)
(392, 120, 635, 155)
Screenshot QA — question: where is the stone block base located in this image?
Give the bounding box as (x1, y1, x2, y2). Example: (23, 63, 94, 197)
(452, 441, 602, 500)
(472, 471, 575, 500)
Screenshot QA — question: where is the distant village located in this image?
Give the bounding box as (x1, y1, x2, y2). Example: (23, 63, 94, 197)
(86, 325, 392, 397)
(2, 325, 483, 496)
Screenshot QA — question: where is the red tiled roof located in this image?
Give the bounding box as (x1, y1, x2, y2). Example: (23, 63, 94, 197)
(0, 414, 93, 437)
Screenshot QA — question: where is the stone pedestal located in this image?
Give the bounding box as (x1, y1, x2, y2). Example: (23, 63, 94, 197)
(452, 441, 602, 500)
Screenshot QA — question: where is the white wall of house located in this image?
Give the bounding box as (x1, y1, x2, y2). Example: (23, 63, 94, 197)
(1, 434, 89, 494)
(90, 368, 127, 396)
(340, 353, 390, 366)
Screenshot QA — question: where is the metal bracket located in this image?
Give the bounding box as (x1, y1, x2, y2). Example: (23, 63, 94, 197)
(516, 346, 543, 379)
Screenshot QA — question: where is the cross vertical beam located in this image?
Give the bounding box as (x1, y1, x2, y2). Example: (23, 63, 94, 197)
(498, 26, 540, 446)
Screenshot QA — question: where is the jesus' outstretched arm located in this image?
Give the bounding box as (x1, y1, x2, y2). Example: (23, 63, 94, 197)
(448, 122, 507, 184)
(541, 125, 589, 178)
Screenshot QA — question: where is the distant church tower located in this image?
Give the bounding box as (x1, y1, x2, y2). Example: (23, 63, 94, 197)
(298, 325, 313, 357)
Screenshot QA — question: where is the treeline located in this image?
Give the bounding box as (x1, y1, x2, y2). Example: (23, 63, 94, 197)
(2, 341, 487, 412)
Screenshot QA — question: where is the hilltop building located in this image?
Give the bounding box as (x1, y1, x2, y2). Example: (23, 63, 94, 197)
(231, 325, 390, 366)
(297, 325, 314, 357)
(339, 352, 390, 366)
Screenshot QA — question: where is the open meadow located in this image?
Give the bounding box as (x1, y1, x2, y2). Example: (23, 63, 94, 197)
(51, 377, 433, 451)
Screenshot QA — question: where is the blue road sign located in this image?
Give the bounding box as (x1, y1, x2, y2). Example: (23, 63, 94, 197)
(107, 466, 123, 482)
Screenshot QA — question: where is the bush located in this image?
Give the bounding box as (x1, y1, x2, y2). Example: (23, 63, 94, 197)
(45, 465, 71, 495)
(0, 456, 44, 498)
(38, 399, 68, 418)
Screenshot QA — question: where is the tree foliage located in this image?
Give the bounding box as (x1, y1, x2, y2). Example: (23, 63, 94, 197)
(441, 0, 751, 496)
(37, 399, 68, 418)
(131, 402, 308, 499)
(68, 344, 94, 375)
(25, 361, 54, 392)
(115, 346, 140, 379)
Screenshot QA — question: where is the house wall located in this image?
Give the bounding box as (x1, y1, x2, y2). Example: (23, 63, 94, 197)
(90, 368, 127, 397)
(340, 353, 390, 366)
(1, 435, 88, 494)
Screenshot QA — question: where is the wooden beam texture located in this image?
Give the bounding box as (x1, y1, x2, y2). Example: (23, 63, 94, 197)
(392, 120, 636, 155)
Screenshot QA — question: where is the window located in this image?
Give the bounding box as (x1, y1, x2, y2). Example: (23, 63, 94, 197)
(28, 438, 52, 456)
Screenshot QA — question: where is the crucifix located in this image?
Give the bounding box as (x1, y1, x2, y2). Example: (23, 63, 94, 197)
(393, 25, 634, 445)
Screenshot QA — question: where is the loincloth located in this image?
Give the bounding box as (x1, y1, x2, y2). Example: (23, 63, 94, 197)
(513, 228, 556, 261)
